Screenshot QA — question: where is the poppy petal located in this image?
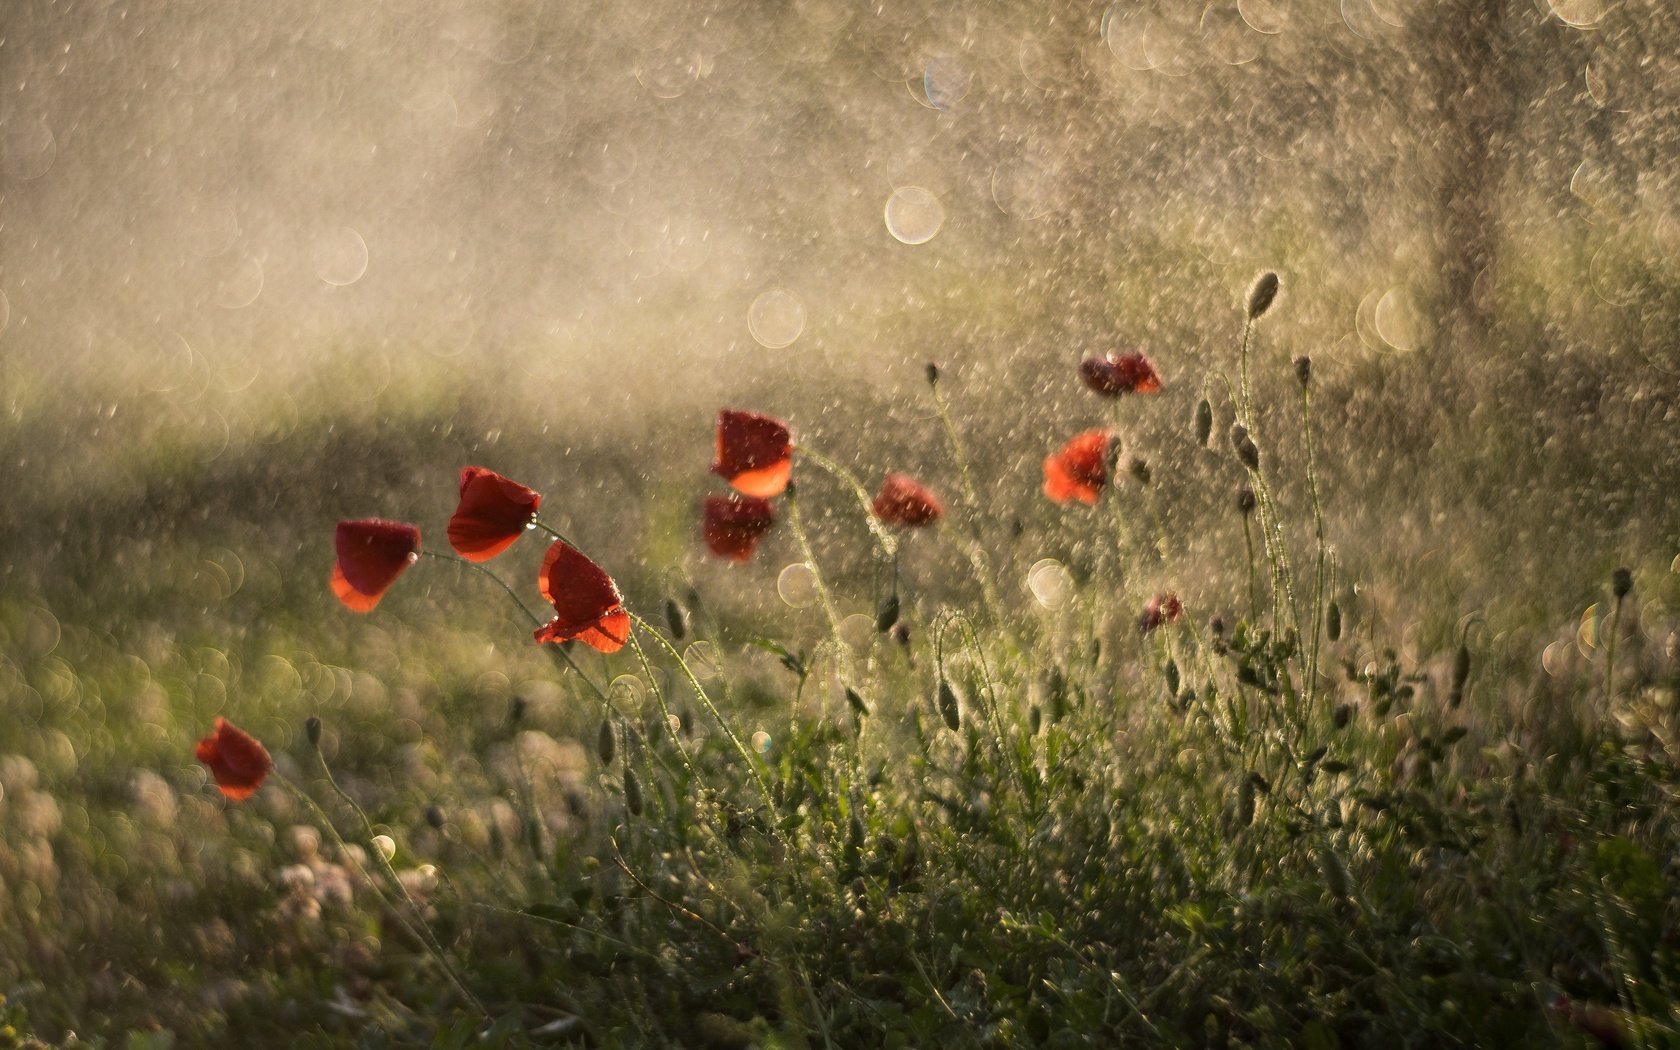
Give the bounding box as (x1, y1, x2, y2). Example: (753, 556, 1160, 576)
(535, 541, 629, 654)
(871, 473, 944, 528)
(1080, 352, 1162, 396)
(703, 493, 777, 561)
(1139, 592, 1184, 633)
(712, 410, 793, 498)
(332, 520, 421, 611)
(195, 717, 273, 801)
(449, 466, 541, 561)
(1042, 429, 1112, 505)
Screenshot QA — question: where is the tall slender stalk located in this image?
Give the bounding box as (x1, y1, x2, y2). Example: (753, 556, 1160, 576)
(1300, 379, 1329, 711)
(928, 375, 1009, 628)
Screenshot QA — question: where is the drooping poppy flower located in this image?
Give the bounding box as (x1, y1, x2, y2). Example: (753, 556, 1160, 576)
(195, 717, 273, 801)
(712, 409, 793, 498)
(1080, 351, 1162, 396)
(872, 472, 944, 527)
(1042, 429, 1113, 505)
(331, 519, 421, 612)
(533, 540, 630, 653)
(1138, 592, 1183, 634)
(702, 493, 777, 561)
(448, 466, 541, 561)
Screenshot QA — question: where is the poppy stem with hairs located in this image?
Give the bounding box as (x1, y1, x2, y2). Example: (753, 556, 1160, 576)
(1300, 379, 1330, 713)
(791, 445, 898, 562)
(622, 630, 700, 784)
(273, 769, 492, 1022)
(927, 376, 1009, 629)
(625, 610, 785, 841)
(418, 550, 612, 706)
(532, 518, 580, 550)
(784, 483, 844, 645)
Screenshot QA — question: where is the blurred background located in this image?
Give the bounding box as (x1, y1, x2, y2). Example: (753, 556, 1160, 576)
(2, 0, 1678, 702)
(3, 0, 1680, 1033)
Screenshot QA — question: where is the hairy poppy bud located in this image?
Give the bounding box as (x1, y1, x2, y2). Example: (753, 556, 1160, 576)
(507, 696, 526, 726)
(1247, 272, 1279, 320)
(1230, 424, 1260, 471)
(598, 718, 617, 765)
(1326, 600, 1342, 642)
(892, 622, 911, 648)
(875, 593, 900, 632)
(664, 597, 688, 640)
(1194, 398, 1213, 447)
(1294, 355, 1312, 388)
(1450, 644, 1471, 708)
(623, 769, 643, 817)
(1237, 486, 1257, 516)
(1129, 457, 1152, 485)
(425, 804, 446, 829)
(305, 715, 322, 747)
(936, 679, 961, 731)
(846, 687, 869, 719)
(1612, 567, 1633, 600)
(925, 361, 941, 385)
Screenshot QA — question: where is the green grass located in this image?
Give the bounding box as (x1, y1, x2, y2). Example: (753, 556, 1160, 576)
(2, 273, 1679, 1048)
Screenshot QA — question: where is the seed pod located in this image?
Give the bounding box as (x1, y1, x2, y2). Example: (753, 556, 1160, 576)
(875, 593, 900, 632)
(1234, 431, 1260, 471)
(1194, 398, 1213, 447)
(1326, 600, 1342, 642)
(1048, 667, 1069, 723)
(936, 679, 961, 731)
(598, 718, 617, 765)
(925, 361, 941, 386)
(305, 715, 322, 747)
(1237, 486, 1257, 516)
(664, 597, 688, 640)
(1318, 842, 1351, 900)
(1247, 272, 1280, 320)
(1612, 566, 1633, 600)
(623, 769, 643, 816)
(1450, 644, 1471, 708)
(1294, 355, 1312, 389)
(846, 686, 870, 719)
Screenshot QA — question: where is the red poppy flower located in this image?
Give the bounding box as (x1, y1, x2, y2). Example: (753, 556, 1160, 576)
(195, 717, 273, 801)
(872, 473, 944, 528)
(702, 493, 777, 561)
(712, 409, 793, 498)
(1139, 592, 1183, 633)
(533, 540, 630, 653)
(331, 519, 421, 612)
(1042, 429, 1113, 505)
(447, 466, 541, 562)
(1080, 352, 1162, 396)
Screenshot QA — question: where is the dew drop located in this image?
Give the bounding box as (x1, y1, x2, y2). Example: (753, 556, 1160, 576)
(749, 289, 806, 349)
(885, 186, 945, 245)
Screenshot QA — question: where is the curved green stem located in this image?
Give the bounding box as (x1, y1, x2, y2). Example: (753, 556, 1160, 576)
(929, 381, 1009, 628)
(626, 611, 784, 837)
(1301, 384, 1329, 713)
(794, 445, 897, 561)
(277, 770, 491, 1021)
(421, 549, 612, 706)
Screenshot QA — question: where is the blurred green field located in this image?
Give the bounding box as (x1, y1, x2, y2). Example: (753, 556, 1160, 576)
(2, 251, 1679, 1045)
